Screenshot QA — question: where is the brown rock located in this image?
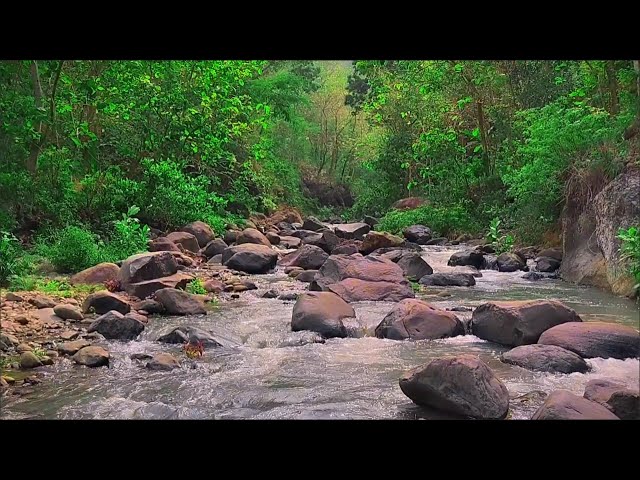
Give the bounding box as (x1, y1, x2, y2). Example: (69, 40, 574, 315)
(359, 231, 404, 255)
(124, 272, 194, 300)
(531, 390, 619, 420)
(328, 278, 415, 303)
(30, 295, 56, 309)
(149, 237, 181, 252)
(392, 197, 427, 210)
(291, 292, 356, 338)
(82, 291, 131, 315)
(236, 228, 271, 247)
(119, 251, 178, 286)
(53, 304, 84, 321)
(72, 346, 109, 367)
(375, 299, 464, 340)
(20, 351, 43, 369)
(59, 330, 80, 341)
(203, 279, 225, 294)
(154, 288, 206, 315)
(59, 339, 91, 355)
(583, 379, 639, 420)
(70, 262, 120, 285)
(181, 221, 215, 248)
(146, 353, 181, 371)
(166, 231, 200, 253)
(500, 344, 589, 373)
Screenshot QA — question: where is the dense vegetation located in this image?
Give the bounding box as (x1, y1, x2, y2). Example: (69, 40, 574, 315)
(1, 60, 639, 288)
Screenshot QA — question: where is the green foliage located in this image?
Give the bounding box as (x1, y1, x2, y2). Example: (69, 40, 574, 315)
(0, 232, 20, 287)
(8, 276, 104, 297)
(410, 281, 422, 293)
(101, 205, 150, 263)
(486, 218, 514, 254)
(378, 204, 479, 238)
(36, 226, 102, 273)
(617, 226, 640, 286)
(185, 278, 207, 295)
(31, 347, 48, 360)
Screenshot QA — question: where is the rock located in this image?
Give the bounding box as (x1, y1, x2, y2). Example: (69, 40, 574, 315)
(180, 221, 215, 248)
(303, 230, 340, 254)
(334, 222, 371, 240)
(515, 246, 540, 259)
(451, 266, 482, 277)
(223, 230, 240, 245)
(16, 343, 32, 353)
(328, 278, 414, 302)
(119, 251, 178, 286)
(536, 256, 561, 272)
(59, 339, 91, 355)
(278, 292, 299, 301)
(5, 292, 25, 302)
(318, 254, 406, 285)
(166, 231, 200, 253)
(403, 225, 432, 244)
(201, 238, 228, 258)
(33, 308, 63, 324)
(269, 207, 303, 226)
(203, 279, 225, 294)
(538, 248, 563, 261)
(131, 353, 153, 361)
(157, 326, 225, 347)
(396, 252, 433, 281)
(70, 262, 120, 285)
(125, 272, 194, 299)
(287, 269, 303, 278)
(302, 216, 327, 232)
(419, 273, 476, 287)
(296, 270, 319, 282)
(291, 292, 356, 338)
(222, 244, 278, 274)
(448, 306, 472, 312)
(82, 291, 131, 315)
(331, 242, 361, 255)
(359, 231, 404, 255)
(148, 237, 181, 252)
(278, 244, 328, 270)
(266, 232, 280, 245)
(501, 344, 589, 373)
(279, 236, 302, 249)
(583, 379, 639, 420)
(236, 228, 271, 247)
(19, 352, 42, 369)
(447, 250, 484, 269)
(131, 299, 164, 314)
(53, 304, 84, 321)
(87, 310, 145, 340)
(262, 289, 279, 298)
(15, 315, 29, 325)
(30, 295, 56, 309)
(375, 299, 464, 340)
(538, 322, 640, 359)
(59, 330, 80, 341)
(399, 354, 509, 419)
(471, 300, 582, 347)
(480, 244, 496, 254)
(146, 353, 181, 371)
(363, 215, 379, 227)
(531, 390, 619, 420)
(290, 229, 319, 241)
(426, 237, 448, 246)
(207, 254, 223, 264)
(497, 252, 526, 272)
(72, 346, 110, 368)
(392, 197, 427, 210)
(481, 254, 498, 270)
(277, 331, 326, 347)
(154, 288, 206, 315)
(522, 272, 545, 281)
(125, 312, 148, 324)
(0, 333, 19, 350)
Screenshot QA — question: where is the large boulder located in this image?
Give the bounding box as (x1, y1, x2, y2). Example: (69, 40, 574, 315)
(201, 238, 228, 259)
(87, 310, 145, 340)
(157, 326, 227, 347)
(70, 263, 120, 285)
(471, 300, 582, 346)
(334, 222, 370, 240)
(279, 236, 302, 249)
(222, 244, 278, 274)
(291, 292, 356, 338)
(531, 390, 619, 420)
(125, 272, 193, 300)
(296, 270, 319, 282)
(392, 197, 427, 210)
(53, 304, 84, 321)
(302, 216, 327, 232)
(236, 228, 271, 247)
(331, 241, 361, 255)
(375, 299, 464, 340)
(399, 355, 509, 420)
(419, 273, 476, 287)
(328, 278, 415, 303)
(538, 322, 639, 359)
(538, 248, 563, 261)
(536, 256, 561, 272)
(290, 229, 321, 241)
(223, 230, 240, 245)
(359, 231, 404, 255)
(482, 254, 498, 270)
(583, 379, 639, 420)
(396, 253, 433, 281)
(303, 230, 340, 254)
(500, 344, 589, 373)
(119, 251, 178, 286)
(448, 249, 485, 269)
(180, 221, 215, 248)
(154, 288, 206, 315)
(131, 299, 164, 314)
(266, 232, 280, 245)
(166, 231, 200, 253)
(72, 346, 110, 368)
(148, 237, 181, 252)
(278, 244, 328, 270)
(403, 225, 432, 244)
(497, 252, 526, 272)
(318, 254, 406, 285)
(82, 291, 131, 315)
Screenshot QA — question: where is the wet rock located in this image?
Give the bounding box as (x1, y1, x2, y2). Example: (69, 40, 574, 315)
(497, 252, 526, 272)
(363, 215, 379, 228)
(531, 390, 619, 420)
(375, 299, 464, 340)
(72, 346, 110, 368)
(396, 252, 433, 281)
(87, 310, 145, 340)
(426, 237, 448, 246)
(291, 292, 356, 338)
(278, 292, 299, 301)
(166, 231, 200, 253)
(334, 222, 370, 240)
(131, 353, 153, 361)
(53, 304, 84, 321)
(131, 299, 164, 314)
(450, 266, 482, 277)
(266, 232, 281, 245)
(119, 251, 178, 286)
(262, 289, 279, 299)
(399, 354, 509, 419)
(236, 228, 271, 247)
(201, 238, 228, 259)
(278, 244, 329, 270)
(328, 278, 414, 302)
(126, 272, 194, 299)
(125, 312, 148, 324)
(277, 331, 326, 347)
(146, 353, 181, 371)
(157, 326, 225, 347)
(154, 288, 206, 315)
(538, 322, 639, 359)
(419, 273, 476, 287)
(222, 244, 278, 274)
(59, 330, 80, 341)
(522, 272, 545, 281)
(19, 352, 42, 369)
(30, 295, 56, 309)
(447, 250, 484, 269)
(583, 379, 639, 420)
(403, 225, 432, 244)
(481, 254, 498, 270)
(180, 221, 215, 248)
(501, 344, 589, 373)
(536, 256, 561, 272)
(82, 291, 131, 315)
(359, 231, 404, 255)
(296, 270, 319, 282)
(471, 299, 582, 347)
(59, 339, 90, 355)
(302, 216, 327, 232)
(149, 237, 181, 252)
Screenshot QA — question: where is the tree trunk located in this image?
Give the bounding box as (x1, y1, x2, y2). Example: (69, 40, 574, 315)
(27, 60, 45, 173)
(605, 61, 619, 115)
(476, 99, 491, 175)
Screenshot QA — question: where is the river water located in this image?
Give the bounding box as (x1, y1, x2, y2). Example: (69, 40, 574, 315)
(2, 245, 638, 419)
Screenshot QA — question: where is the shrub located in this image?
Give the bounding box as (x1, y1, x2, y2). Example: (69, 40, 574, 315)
(0, 231, 19, 287)
(377, 204, 479, 238)
(101, 206, 150, 263)
(617, 226, 640, 286)
(36, 226, 102, 273)
(486, 217, 515, 254)
(186, 278, 207, 295)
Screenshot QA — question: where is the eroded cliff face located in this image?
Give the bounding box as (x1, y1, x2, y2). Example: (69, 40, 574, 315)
(561, 165, 639, 297)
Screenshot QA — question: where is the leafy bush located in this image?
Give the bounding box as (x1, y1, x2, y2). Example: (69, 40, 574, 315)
(36, 226, 102, 273)
(617, 226, 640, 286)
(186, 278, 207, 295)
(0, 231, 20, 287)
(486, 218, 514, 254)
(101, 206, 150, 263)
(377, 204, 479, 238)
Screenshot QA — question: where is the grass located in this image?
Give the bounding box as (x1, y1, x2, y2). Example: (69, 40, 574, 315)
(8, 276, 105, 299)
(185, 278, 207, 295)
(410, 281, 422, 293)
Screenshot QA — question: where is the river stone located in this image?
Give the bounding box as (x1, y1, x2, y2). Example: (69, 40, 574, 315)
(447, 249, 485, 269)
(154, 288, 206, 315)
(359, 231, 404, 255)
(87, 310, 145, 340)
(236, 228, 271, 247)
(222, 244, 278, 274)
(59, 339, 91, 355)
(522, 272, 545, 281)
(302, 216, 326, 232)
(471, 300, 582, 347)
(72, 346, 110, 368)
(201, 238, 228, 259)
(53, 304, 84, 321)
(538, 248, 563, 261)
(157, 326, 224, 347)
(536, 256, 562, 272)
(146, 353, 181, 371)
(278, 292, 299, 301)
(266, 232, 280, 245)
(396, 252, 433, 281)
(166, 231, 200, 253)
(291, 292, 356, 338)
(223, 230, 240, 245)
(531, 390, 619, 420)
(82, 291, 131, 315)
(328, 278, 414, 302)
(19, 351, 43, 369)
(303, 230, 340, 254)
(583, 379, 639, 420)
(403, 225, 432, 244)
(334, 222, 370, 240)
(278, 244, 328, 270)
(119, 251, 178, 286)
(497, 252, 526, 272)
(375, 299, 464, 340)
(296, 270, 319, 282)
(332, 242, 361, 255)
(500, 344, 589, 373)
(279, 236, 302, 249)
(59, 330, 80, 341)
(70, 262, 120, 285)
(419, 273, 476, 287)
(538, 321, 639, 359)
(125, 272, 194, 300)
(317, 254, 406, 284)
(30, 295, 56, 309)
(149, 237, 181, 252)
(180, 221, 215, 248)
(399, 354, 510, 419)
(131, 299, 164, 314)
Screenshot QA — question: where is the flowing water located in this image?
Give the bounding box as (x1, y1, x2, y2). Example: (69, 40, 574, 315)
(2, 245, 638, 420)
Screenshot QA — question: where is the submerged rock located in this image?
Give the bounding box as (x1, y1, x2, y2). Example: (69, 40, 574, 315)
(375, 299, 464, 340)
(291, 292, 356, 338)
(500, 344, 589, 373)
(531, 390, 619, 420)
